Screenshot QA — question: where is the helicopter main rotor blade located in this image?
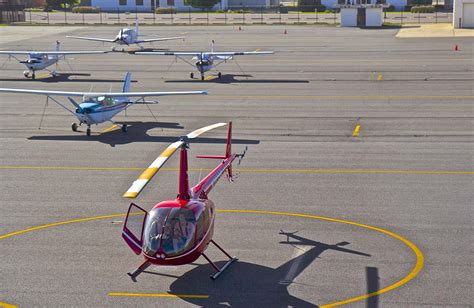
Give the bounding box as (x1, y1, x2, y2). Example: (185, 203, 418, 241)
(123, 122, 226, 198)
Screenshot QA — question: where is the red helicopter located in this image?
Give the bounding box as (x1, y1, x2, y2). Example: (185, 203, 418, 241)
(121, 122, 246, 281)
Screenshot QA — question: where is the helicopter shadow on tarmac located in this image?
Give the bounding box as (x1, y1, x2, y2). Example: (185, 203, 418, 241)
(158, 231, 371, 307)
(164, 74, 310, 84)
(28, 121, 260, 147)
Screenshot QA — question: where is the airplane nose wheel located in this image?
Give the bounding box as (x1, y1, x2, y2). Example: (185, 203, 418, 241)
(201, 75, 205, 81)
(86, 127, 91, 136)
(71, 123, 78, 132)
(32, 72, 36, 80)
(121, 124, 128, 133)
(190, 72, 194, 79)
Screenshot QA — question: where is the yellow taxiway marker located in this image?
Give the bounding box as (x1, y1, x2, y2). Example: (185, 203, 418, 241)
(204, 75, 216, 81)
(100, 124, 119, 134)
(352, 124, 361, 137)
(108, 293, 209, 298)
(377, 74, 383, 81)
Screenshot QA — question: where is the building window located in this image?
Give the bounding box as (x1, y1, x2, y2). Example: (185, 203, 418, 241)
(167, 0, 174, 6)
(119, 0, 127, 5)
(136, 0, 143, 5)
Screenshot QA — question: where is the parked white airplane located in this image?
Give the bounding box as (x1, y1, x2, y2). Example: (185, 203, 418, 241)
(67, 20, 184, 51)
(0, 41, 107, 80)
(136, 41, 274, 80)
(0, 72, 207, 136)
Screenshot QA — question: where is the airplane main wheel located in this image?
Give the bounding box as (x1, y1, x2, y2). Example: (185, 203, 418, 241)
(121, 124, 128, 133)
(190, 73, 194, 79)
(23, 71, 29, 78)
(86, 128, 91, 136)
(71, 123, 78, 132)
(218, 72, 222, 78)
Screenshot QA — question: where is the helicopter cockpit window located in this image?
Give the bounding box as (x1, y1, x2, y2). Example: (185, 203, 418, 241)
(161, 208, 196, 257)
(142, 208, 170, 257)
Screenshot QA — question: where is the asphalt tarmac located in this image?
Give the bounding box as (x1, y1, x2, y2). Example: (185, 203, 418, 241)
(0, 25, 472, 307)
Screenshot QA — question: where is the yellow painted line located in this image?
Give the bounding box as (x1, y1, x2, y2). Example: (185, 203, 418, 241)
(100, 124, 119, 134)
(0, 302, 18, 308)
(0, 210, 424, 307)
(218, 210, 424, 308)
(0, 165, 473, 175)
(254, 48, 261, 52)
(108, 293, 209, 298)
(0, 214, 125, 240)
(204, 75, 216, 81)
(36, 73, 51, 79)
(352, 124, 361, 137)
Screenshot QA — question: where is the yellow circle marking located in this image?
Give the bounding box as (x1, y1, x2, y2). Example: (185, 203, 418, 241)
(0, 210, 424, 307)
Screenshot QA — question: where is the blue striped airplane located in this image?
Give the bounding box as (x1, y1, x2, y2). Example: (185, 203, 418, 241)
(0, 72, 207, 136)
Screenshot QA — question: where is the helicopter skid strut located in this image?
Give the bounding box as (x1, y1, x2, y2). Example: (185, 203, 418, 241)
(127, 260, 151, 282)
(202, 240, 238, 280)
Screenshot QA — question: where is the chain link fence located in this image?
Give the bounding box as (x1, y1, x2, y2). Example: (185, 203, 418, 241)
(4, 7, 453, 25)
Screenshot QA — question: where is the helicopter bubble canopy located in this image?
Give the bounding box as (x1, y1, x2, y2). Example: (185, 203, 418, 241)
(142, 203, 209, 258)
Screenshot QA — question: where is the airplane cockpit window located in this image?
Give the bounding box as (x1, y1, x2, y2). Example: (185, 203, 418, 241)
(87, 96, 115, 106)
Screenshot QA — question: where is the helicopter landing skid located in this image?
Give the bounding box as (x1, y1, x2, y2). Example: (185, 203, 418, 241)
(127, 260, 151, 282)
(202, 240, 238, 280)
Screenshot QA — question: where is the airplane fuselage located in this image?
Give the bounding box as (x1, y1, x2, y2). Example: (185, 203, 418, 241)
(21, 54, 58, 72)
(115, 28, 138, 45)
(76, 97, 129, 125)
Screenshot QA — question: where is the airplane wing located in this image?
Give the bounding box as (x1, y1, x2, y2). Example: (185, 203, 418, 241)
(135, 36, 185, 44)
(135, 51, 201, 56)
(0, 51, 107, 55)
(66, 35, 117, 43)
(209, 51, 274, 56)
(0, 88, 207, 97)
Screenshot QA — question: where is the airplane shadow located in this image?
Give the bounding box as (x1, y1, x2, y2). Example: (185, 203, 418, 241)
(0, 73, 134, 83)
(164, 74, 310, 84)
(146, 231, 371, 307)
(28, 121, 260, 147)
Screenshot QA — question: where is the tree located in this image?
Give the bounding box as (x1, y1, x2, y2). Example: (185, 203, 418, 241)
(46, 0, 77, 10)
(187, 0, 220, 10)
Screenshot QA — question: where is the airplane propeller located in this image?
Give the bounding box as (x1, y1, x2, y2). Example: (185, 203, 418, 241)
(123, 122, 227, 198)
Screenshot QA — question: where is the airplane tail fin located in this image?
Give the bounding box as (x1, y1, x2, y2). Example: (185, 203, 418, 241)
(122, 72, 132, 93)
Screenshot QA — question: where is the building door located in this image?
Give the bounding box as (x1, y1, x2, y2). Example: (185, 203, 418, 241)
(357, 8, 366, 26)
(462, 3, 474, 28)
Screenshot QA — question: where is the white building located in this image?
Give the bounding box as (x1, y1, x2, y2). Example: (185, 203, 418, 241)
(453, 0, 474, 27)
(86, 0, 271, 12)
(322, 0, 406, 10)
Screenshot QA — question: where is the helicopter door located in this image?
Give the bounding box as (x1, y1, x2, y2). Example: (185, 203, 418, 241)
(122, 203, 148, 255)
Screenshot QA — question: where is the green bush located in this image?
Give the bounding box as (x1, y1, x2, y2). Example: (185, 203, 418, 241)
(155, 7, 176, 14)
(410, 5, 435, 13)
(72, 6, 100, 13)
